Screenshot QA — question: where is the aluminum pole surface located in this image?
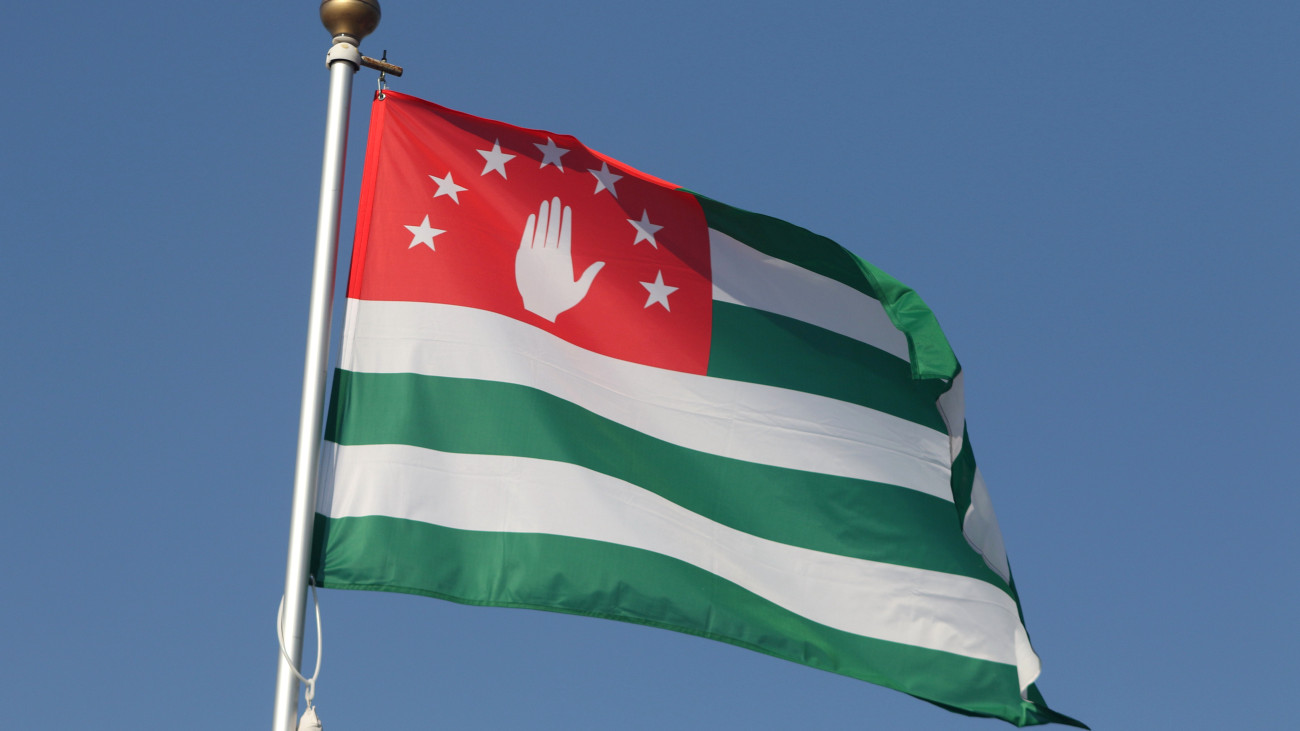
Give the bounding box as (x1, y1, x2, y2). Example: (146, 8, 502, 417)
(271, 40, 360, 731)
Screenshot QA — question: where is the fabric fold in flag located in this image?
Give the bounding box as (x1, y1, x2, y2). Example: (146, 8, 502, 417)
(311, 90, 1084, 728)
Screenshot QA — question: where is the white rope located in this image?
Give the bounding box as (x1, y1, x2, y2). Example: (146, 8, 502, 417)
(277, 576, 323, 710)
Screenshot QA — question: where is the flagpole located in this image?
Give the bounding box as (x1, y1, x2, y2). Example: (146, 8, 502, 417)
(273, 2, 381, 729)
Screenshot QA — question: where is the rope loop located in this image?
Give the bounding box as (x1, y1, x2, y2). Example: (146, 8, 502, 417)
(277, 575, 323, 706)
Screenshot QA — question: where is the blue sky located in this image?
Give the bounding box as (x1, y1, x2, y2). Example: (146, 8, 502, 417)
(3, 1, 1296, 728)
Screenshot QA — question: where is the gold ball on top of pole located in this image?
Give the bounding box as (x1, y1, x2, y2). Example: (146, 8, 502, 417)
(320, 0, 381, 43)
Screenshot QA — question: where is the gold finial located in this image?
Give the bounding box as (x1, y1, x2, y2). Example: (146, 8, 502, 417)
(320, 0, 381, 42)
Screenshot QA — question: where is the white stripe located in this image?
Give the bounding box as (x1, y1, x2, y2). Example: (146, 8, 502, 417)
(709, 228, 912, 362)
(964, 468, 1011, 584)
(318, 441, 1040, 682)
(938, 370, 966, 462)
(339, 298, 954, 502)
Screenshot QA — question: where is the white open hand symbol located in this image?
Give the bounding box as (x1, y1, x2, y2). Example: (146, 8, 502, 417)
(516, 197, 605, 322)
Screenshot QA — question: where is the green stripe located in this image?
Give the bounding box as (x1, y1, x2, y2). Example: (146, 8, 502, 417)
(311, 514, 1065, 727)
(708, 301, 950, 432)
(691, 192, 959, 380)
(693, 192, 877, 299)
(850, 257, 960, 380)
(326, 369, 1008, 589)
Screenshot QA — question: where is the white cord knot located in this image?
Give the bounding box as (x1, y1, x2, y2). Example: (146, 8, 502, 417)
(297, 704, 323, 731)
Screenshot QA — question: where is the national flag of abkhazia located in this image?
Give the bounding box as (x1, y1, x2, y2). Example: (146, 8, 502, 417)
(311, 90, 1084, 728)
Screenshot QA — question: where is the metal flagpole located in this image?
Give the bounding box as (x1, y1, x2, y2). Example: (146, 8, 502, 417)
(273, 2, 381, 729)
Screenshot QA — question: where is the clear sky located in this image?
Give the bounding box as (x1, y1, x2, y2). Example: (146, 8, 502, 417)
(3, 1, 1296, 728)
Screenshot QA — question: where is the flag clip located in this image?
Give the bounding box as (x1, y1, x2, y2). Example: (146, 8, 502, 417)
(361, 50, 402, 99)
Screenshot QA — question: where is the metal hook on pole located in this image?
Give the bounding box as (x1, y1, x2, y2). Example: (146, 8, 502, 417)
(373, 50, 395, 98)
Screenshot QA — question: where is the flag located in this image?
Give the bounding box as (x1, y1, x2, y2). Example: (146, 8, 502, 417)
(311, 90, 1083, 727)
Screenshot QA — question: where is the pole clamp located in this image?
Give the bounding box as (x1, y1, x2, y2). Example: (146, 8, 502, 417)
(325, 42, 362, 69)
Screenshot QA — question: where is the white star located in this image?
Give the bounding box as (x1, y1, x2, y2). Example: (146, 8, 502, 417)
(405, 215, 445, 251)
(640, 271, 678, 311)
(535, 137, 569, 171)
(589, 161, 623, 197)
(477, 139, 515, 178)
(429, 172, 467, 203)
(627, 210, 663, 248)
